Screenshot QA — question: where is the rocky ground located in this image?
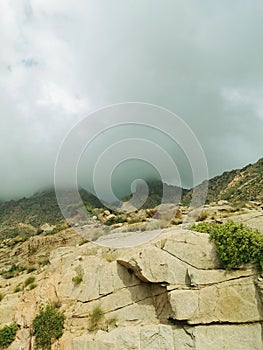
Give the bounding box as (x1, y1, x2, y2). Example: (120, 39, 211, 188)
(0, 201, 262, 349)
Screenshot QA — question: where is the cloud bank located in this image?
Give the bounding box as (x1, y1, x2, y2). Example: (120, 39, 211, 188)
(1, 0, 263, 200)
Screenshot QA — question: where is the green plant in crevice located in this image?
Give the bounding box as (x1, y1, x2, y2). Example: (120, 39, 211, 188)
(14, 285, 23, 293)
(89, 305, 104, 330)
(106, 316, 118, 329)
(190, 221, 263, 270)
(32, 303, 65, 350)
(0, 323, 19, 348)
(28, 283, 37, 290)
(1, 264, 19, 279)
(72, 273, 83, 286)
(24, 276, 35, 287)
(26, 265, 37, 273)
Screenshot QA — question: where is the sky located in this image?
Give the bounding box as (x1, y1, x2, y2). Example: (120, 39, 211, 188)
(1, 0, 263, 201)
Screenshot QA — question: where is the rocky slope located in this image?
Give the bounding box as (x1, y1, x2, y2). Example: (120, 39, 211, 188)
(0, 158, 262, 349)
(184, 157, 263, 205)
(0, 157, 262, 235)
(0, 189, 103, 240)
(0, 206, 262, 349)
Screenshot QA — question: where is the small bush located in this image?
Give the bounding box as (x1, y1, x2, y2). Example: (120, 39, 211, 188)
(32, 304, 65, 350)
(191, 221, 263, 270)
(198, 210, 209, 221)
(24, 276, 35, 287)
(0, 323, 19, 348)
(89, 305, 104, 330)
(39, 259, 50, 266)
(27, 266, 37, 273)
(14, 285, 22, 293)
(106, 316, 118, 328)
(0, 293, 4, 301)
(72, 274, 83, 286)
(1, 264, 19, 279)
(2, 271, 15, 279)
(9, 264, 19, 273)
(28, 283, 37, 290)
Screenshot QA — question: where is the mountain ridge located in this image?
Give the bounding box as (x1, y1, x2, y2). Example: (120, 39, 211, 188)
(0, 157, 262, 231)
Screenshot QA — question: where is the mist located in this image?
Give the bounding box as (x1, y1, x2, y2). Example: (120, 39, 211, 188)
(1, 1, 263, 201)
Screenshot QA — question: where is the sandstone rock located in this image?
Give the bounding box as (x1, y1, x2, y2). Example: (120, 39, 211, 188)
(224, 210, 263, 233)
(160, 229, 220, 269)
(72, 323, 263, 350)
(0, 226, 262, 349)
(168, 276, 262, 324)
(0, 294, 18, 324)
(194, 323, 263, 350)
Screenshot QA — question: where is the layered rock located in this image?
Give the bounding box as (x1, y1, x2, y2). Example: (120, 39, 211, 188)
(0, 227, 262, 349)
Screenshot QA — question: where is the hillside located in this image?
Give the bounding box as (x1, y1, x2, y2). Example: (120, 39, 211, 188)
(181, 157, 263, 206)
(123, 157, 263, 207)
(206, 157, 263, 203)
(0, 221, 262, 349)
(0, 159, 262, 349)
(0, 189, 104, 226)
(0, 158, 262, 236)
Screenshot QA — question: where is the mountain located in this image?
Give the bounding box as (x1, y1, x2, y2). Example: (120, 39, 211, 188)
(0, 188, 104, 238)
(122, 180, 188, 209)
(206, 157, 263, 203)
(122, 157, 263, 208)
(0, 159, 262, 349)
(0, 158, 262, 233)
(183, 157, 263, 205)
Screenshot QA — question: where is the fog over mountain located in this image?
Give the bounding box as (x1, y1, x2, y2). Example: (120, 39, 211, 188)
(1, 1, 263, 201)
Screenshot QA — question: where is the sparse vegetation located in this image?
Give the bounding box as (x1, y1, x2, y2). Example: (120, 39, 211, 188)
(198, 210, 209, 221)
(39, 258, 50, 266)
(24, 276, 35, 287)
(14, 285, 22, 293)
(28, 283, 37, 290)
(72, 274, 83, 286)
(27, 265, 37, 273)
(1, 264, 19, 279)
(191, 221, 263, 270)
(89, 305, 104, 330)
(32, 304, 65, 350)
(0, 293, 4, 301)
(106, 316, 118, 328)
(0, 323, 19, 348)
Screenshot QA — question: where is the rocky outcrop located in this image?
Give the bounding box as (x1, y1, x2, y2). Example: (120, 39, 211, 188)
(72, 323, 262, 350)
(0, 227, 262, 349)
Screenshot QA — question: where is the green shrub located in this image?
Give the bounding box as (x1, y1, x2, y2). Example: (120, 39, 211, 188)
(89, 305, 104, 330)
(191, 221, 263, 270)
(1, 264, 19, 279)
(24, 276, 35, 287)
(0, 293, 4, 301)
(72, 274, 83, 286)
(39, 258, 50, 266)
(2, 271, 15, 279)
(28, 283, 37, 290)
(9, 264, 19, 273)
(0, 323, 19, 348)
(32, 304, 65, 350)
(27, 266, 37, 273)
(14, 285, 22, 293)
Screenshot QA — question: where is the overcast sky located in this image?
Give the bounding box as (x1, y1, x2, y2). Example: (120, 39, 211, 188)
(1, 1, 263, 200)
